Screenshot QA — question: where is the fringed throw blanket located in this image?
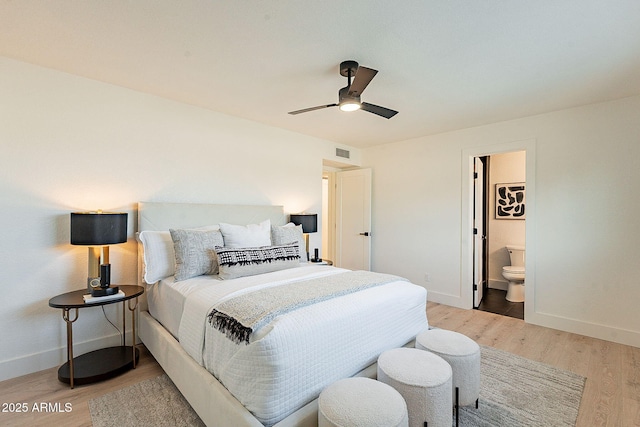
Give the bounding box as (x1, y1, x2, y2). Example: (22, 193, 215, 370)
(208, 270, 407, 344)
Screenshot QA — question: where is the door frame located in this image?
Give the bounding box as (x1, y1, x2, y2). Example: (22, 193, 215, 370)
(322, 170, 337, 263)
(473, 156, 489, 308)
(461, 139, 536, 319)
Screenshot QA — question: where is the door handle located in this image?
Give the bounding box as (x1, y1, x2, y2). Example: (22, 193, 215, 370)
(359, 232, 371, 237)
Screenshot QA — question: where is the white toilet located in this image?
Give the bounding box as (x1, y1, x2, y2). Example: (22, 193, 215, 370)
(502, 245, 525, 302)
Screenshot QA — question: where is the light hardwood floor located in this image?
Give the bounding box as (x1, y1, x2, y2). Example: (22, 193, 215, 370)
(0, 346, 163, 427)
(1, 303, 638, 426)
(428, 302, 640, 427)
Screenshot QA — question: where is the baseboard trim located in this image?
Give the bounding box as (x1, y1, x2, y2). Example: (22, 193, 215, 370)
(0, 330, 134, 382)
(488, 279, 508, 291)
(427, 290, 467, 309)
(526, 310, 640, 349)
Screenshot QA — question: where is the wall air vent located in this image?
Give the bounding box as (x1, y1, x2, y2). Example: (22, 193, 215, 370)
(336, 148, 350, 159)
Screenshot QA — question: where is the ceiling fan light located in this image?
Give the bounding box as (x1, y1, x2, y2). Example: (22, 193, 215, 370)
(339, 101, 361, 112)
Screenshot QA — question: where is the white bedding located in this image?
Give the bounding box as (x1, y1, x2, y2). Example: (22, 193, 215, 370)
(163, 264, 429, 426)
(146, 274, 213, 338)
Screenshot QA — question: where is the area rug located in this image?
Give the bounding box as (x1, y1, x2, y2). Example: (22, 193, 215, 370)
(89, 346, 585, 427)
(89, 374, 205, 427)
(459, 345, 585, 426)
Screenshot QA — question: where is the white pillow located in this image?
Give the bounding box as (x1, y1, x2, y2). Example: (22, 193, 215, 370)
(137, 224, 222, 284)
(219, 219, 271, 248)
(137, 230, 174, 284)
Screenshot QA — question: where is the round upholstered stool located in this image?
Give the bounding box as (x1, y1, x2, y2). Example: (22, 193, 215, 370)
(416, 329, 481, 427)
(377, 348, 452, 427)
(318, 377, 408, 427)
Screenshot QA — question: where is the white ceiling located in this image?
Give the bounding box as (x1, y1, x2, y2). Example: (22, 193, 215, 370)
(2, 1, 640, 148)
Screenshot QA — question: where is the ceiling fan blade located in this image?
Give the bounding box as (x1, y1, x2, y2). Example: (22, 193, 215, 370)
(288, 104, 338, 115)
(361, 102, 398, 119)
(348, 67, 378, 96)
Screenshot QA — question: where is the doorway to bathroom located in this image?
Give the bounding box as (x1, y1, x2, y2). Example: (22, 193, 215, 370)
(473, 151, 526, 320)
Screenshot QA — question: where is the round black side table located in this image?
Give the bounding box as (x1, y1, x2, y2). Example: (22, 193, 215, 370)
(48, 285, 144, 388)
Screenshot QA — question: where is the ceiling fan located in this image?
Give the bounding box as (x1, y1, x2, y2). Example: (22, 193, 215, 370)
(288, 60, 398, 119)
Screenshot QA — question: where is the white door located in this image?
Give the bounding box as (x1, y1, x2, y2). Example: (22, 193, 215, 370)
(335, 168, 372, 270)
(473, 157, 485, 307)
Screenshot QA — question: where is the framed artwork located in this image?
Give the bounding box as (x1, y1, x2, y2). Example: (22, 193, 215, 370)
(496, 182, 525, 219)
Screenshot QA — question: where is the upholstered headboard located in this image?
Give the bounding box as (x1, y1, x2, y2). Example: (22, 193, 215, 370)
(136, 202, 287, 289)
(138, 202, 286, 232)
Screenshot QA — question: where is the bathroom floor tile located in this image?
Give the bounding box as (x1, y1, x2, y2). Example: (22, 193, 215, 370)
(477, 288, 524, 319)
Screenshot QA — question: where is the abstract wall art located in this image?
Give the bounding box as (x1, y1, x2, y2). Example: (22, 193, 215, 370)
(496, 182, 525, 219)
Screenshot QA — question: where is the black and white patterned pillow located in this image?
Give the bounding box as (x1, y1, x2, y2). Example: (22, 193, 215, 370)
(170, 228, 224, 281)
(216, 243, 300, 280)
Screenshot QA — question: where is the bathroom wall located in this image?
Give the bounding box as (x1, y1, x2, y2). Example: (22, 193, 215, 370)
(488, 151, 527, 289)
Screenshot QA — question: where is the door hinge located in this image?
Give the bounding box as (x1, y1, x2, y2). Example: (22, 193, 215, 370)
(473, 283, 478, 291)
(473, 172, 478, 179)
(473, 228, 478, 235)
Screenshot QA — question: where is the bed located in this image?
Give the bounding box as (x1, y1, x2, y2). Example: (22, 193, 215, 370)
(136, 202, 428, 426)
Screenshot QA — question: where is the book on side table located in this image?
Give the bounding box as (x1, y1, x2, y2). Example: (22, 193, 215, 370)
(83, 290, 126, 304)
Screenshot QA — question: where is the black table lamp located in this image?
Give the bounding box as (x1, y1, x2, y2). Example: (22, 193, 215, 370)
(71, 211, 127, 296)
(289, 213, 318, 261)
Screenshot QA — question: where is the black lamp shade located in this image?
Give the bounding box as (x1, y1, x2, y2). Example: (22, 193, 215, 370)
(70, 212, 128, 245)
(289, 213, 318, 233)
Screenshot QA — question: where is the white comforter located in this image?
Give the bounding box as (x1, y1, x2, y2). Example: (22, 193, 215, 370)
(178, 265, 428, 426)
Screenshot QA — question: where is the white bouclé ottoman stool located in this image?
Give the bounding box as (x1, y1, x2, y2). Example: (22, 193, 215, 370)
(318, 377, 409, 427)
(377, 348, 452, 427)
(415, 329, 481, 427)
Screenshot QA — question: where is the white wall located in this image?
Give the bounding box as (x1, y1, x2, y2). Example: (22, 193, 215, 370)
(488, 151, 526, 289)
(0, 57, 360, 381)
(363, 95, 640, 348)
